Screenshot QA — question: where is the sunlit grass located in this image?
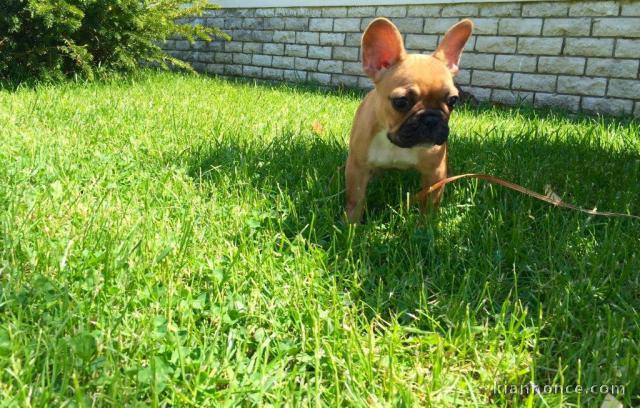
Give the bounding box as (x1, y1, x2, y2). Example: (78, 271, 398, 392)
(0, 71, 638, 406)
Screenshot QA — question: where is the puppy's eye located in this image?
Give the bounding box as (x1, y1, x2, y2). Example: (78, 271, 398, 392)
(447, 95, 460, 108)
(391, 96, 412, 112)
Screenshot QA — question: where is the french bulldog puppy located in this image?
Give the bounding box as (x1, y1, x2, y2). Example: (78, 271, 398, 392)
(345, 18, 473, 223)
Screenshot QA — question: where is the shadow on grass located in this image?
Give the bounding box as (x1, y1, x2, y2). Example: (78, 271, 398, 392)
(186, 86, 640, 404)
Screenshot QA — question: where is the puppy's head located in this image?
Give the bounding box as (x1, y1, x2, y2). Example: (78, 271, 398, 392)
(362, 18, 473, 148)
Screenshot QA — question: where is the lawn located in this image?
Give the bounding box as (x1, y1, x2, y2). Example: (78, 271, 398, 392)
(1, 71, 639, 406)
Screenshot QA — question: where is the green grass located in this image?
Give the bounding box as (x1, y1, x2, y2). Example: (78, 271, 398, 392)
(1, 71, 639, 407)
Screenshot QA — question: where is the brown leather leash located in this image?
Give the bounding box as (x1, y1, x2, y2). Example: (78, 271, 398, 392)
(412, 173, 640, 220)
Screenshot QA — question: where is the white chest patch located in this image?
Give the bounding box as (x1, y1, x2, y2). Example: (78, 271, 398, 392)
(367, 130, 423, 170)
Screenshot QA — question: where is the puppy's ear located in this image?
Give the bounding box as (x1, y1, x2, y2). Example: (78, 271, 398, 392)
(361, 18, 406, 80)
(433, 19, 473, 74)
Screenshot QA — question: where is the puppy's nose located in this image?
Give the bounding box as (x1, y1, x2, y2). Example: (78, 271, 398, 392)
(420, 113, 441, 128)
(434, 131, 448, 145)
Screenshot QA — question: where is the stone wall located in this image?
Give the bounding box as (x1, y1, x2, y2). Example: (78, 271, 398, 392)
(163, 1, 640, 116)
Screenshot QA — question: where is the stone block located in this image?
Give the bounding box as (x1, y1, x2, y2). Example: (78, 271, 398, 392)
(512, 73, 557, 92)
(407, 5, 441, 17)
(472, 70, 512, 88)
(284, 69, 307, 81)
(495, 55, 537, 73)
(332, 74, 360, 87)
(273, 31, 296, 43)
(394, 18, 424, 33)
(492, 89, 534, 104)
(569, 1, 619, 16)
(243, 42, 262, 53)
(224, 64, 242, 76)
(615, 39, 640, 58)
(557, 75, 607, 96)
(456, 69, 471, 85)
(463, 86, 492, 100)
(543, 18, 591, 36)
(564, 38, 615, 57)
(320, 33, 345, 46)
(473, 18, 499, 35)
(582, 97, 634, 115)
(479, 3, 521, 17)
(294, 57, 318, 71)
(205, 63, 224, 75)
(498, 18, 543, 36)
(423, 18, 461, 34)
(294, 8, 322, 17)
(252, 54, 272, 67)
(263, 43, 284, 56)
(534, 93, 580, 111)
(284, 17, 308, 31)
(345, 33, 361, 46)
(344, 61, 363, 75)
(322, 8, 348, 18)
(243, 65, 262, 77)
(476, 36, 517, 53)
(376, 6, 407, 17)
(518, 37, 563, 55)
(441, 4, 478, 17)
(586, 58, 639, 78)
(333, 46, 360, 61)
(622, 3, 640, 16)
(608, 79, 640, 98)
(263, 68, 285, 80)
(348, 7, 376, 17)
(285, 44, 307, 57)
(593, 18, 640, 38)
(308, 46, 333, 59)
(538, 57, 586, 75)
(296, 32, 320, 45)
(214, 52, 232, 64)
(461, 53, 495, 69)
(255, 9, 276, 18)
(233, 53, 251, 64)
(242, 18, 264, 30)
(358, 76, 374, 89)
(310, 18, 333, 32)
(522, 2, 569, 17)
(318, 60, 343, 73)
(334, 18, 361, 32)
(309, 72, 332, 84)
(272, 56, 294, 69)
(405, 34, 439, 50)
(263, 18, 285, 30)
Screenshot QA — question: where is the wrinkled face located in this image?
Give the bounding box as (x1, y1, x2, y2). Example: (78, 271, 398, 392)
(377, 54, 459, 148)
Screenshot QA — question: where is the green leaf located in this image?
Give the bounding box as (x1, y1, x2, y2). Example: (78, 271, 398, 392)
(72, 332, 97, 362)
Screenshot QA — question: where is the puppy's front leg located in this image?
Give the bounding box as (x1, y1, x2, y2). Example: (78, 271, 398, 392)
(419, 171, 446, 212)
(417, 145, 448, 212)
(345, 157, 370, 223)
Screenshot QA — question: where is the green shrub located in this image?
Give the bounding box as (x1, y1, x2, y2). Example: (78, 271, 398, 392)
(0, 0, 229, 82)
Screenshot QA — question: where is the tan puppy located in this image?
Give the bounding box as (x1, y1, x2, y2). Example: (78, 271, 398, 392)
(345, 18, 474, 223)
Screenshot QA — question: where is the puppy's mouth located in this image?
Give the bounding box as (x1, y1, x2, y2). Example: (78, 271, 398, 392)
(387, 109, 449, 148)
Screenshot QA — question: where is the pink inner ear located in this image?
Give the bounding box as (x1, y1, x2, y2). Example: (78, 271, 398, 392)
(443, 38, 466, 68)
(371, 48, 397, 74)
(434, 19, 473, 73)
(362, 18, 405, 79)
(364, 49, 395, 78)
